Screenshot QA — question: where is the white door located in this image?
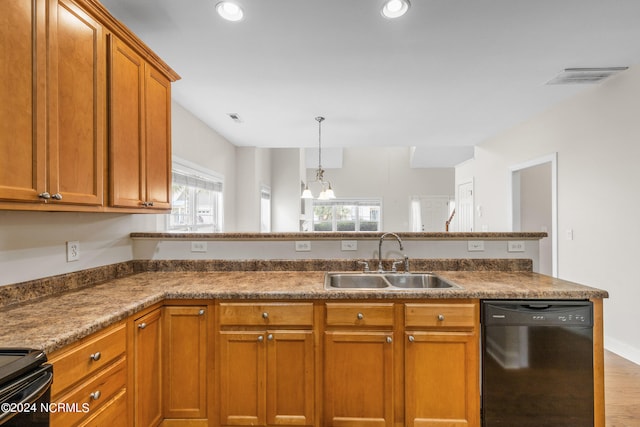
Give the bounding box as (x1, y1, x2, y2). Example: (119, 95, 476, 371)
(457, 181, 474, 232)
(411, 196, 451, 232)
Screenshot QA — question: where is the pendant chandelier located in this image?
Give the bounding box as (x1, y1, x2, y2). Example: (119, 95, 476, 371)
(301, 116, 335, 200)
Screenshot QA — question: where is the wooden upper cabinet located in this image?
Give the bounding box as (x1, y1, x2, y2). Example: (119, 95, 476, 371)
(48, 0, 105, 205)
(109, 37, 145, 208)
(0, 0, 178, 211)
(0, 0, 104, 206)
(144, 66, 172, 209)
(0, 0, 46, 202)
(109, 36, 172, 210)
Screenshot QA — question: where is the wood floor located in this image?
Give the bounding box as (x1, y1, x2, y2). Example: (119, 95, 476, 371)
(605, 351, 640, 426)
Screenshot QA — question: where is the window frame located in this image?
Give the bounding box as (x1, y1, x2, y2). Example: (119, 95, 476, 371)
(167, 158, 224, 233)
(311, 198, 382, 232)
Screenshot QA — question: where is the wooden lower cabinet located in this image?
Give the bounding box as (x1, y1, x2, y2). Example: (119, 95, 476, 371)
(405, 332, 479, 427)
(48, 321, 127, 427)
(323, 331, 395, 427)
(404, 302, 480, 427)
(218, 330, 315, 426)
(162, 305, 208, 422)
(132, 307, 163, 427)
(217, 301, 316, 427)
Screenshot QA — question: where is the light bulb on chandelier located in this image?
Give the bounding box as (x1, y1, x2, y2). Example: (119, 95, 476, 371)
(301, 116, 335, 200)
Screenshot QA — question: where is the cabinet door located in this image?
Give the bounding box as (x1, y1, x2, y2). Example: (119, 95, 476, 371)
(324, 331, 394, 427)
(404, 331, 480, 427)
(0, 0, 46, 202)
(144, 65, 172, 209)
(134, 308, 163, 427)
(163, 306, 208, 419)
(109, 36, 145, 208)
(267, 330, 314, 426)
(48, 0, 104, 205)
(219, 331, 267, 426)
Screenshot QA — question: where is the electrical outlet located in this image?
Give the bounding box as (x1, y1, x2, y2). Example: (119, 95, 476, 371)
(191, 241, 208, 253)
(508, 241, 525, 252)
(295, 241, 311, 252)
(341, 240, 358, 251)
(67, 241, 80, 262)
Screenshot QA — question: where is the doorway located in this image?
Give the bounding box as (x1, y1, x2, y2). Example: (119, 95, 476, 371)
(510, 153, 557, 276)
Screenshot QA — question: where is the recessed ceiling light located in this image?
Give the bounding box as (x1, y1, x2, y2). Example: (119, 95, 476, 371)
(216, 1, 244, 22)
(381, 0, 411, 19)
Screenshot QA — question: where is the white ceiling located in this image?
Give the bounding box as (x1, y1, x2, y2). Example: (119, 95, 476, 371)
(100, 0, 640, 166)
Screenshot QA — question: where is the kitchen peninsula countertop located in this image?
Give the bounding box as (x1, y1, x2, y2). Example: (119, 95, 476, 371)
(0, 269, 607, 354)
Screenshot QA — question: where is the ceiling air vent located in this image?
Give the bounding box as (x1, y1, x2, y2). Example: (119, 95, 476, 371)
(227, 113, 243, 123)
(546, 67, 628, 85)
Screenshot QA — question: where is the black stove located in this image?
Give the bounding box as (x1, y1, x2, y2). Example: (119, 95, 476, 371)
(0, 349, 52, 426)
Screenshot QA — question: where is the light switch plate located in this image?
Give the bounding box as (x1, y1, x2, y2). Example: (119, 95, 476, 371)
(341, 240, 358, 251)
(467, 240, 484, 252)
(295, 241, 311, 252)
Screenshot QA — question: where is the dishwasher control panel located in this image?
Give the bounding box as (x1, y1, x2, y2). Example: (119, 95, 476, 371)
(482, 300, 593, 327)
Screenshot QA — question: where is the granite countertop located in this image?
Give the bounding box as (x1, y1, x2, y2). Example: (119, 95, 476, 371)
(130, 231, 548, 240)
(0, 270, 607, 355)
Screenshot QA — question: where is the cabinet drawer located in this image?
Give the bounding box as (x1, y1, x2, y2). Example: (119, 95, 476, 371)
(49, 322, 126, 397)
(51, 356, 126, 427)
(405, 303, 477, 330)
(219, 302, 314, 326)
(79, 388, 127, 427)
(325, 303, 394, 327)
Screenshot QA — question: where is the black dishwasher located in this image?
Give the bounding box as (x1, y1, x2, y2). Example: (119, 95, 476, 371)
(481, 300, 593, 427)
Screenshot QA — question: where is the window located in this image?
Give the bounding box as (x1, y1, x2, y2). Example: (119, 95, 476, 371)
(260, 186, 271, 232)
(312, 199, 381, 232)
(168, 161, 223, 232)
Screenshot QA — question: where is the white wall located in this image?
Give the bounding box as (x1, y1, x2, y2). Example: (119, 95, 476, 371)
(272, 149, 304, 232)
(0, 211, 159, 286)
(306, 147, 455, 231)
(456, 65, 640, 364)
(235, 147, 272, 232)
(172, 101, 238, 231)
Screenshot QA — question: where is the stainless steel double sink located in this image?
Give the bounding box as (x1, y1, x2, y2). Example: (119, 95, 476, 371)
(324, 272, 461, 290)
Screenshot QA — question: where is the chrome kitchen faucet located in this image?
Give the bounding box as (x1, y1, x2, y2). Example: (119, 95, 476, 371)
(377, 232, 407, 272)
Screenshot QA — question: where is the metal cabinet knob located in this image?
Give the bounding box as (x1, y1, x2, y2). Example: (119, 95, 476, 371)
(138, 322, 147, 329)
(386, 336, 393, 344)
(437, 314, 445, 321)
(267, 334, 274, 341)
(257, 335, 264, 342)
(38, 192, 51, 199)
(357, 312, 364, 320)
(408, 335, 415, 342)
(262, 312, 269, 319)
(198, 309, 205, 316)
(51, 193, 62, 200)
(90, 352, 101, 361)
(90, 390, 101, 400)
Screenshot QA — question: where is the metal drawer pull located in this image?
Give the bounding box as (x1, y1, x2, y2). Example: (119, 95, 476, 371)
(437, 314, 445, 321)
(408, 335, 415, 342)
(89, 352, 101, 361)
(90, 391, 101, 400)
(386, 336, 393, 343)
(199, 309, 205, 316)
(357, 312, 364, 320)
(138, 322, 147, 329)
(262, 312, 269, 319)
